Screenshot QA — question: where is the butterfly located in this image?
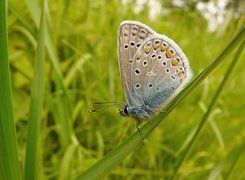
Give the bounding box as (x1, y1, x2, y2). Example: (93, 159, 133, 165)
(117, 20, 192, 137)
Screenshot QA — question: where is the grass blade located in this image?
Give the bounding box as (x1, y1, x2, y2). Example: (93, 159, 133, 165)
(170, 37, 244, 180)
(225, 143, 245, 180)
(9, 2, 72, 146)
(24, 2, 46, 180)
(8, 2, 36, 36)
(25, 0, 72, 146)
(76, 25, 244, 180)
(0, 1, 22, 179)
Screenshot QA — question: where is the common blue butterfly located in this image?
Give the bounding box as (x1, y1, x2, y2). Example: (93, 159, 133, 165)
(117, 20, 192, 137)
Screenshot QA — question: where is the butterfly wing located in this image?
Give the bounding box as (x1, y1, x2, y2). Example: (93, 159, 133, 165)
(131, 34, 192, 111)
(118, 21, 156, 106)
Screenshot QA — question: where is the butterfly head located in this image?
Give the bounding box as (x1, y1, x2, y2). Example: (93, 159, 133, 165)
(119, 104, 130, 116)
(119, 104, 156, 120)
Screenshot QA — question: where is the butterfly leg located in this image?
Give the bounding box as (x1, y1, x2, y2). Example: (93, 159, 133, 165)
(146, 119, 156, 126)
(161, 108, 167, 113)
(136, 119, 145, 139)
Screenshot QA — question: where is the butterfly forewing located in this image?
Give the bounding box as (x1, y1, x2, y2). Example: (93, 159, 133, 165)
(118, 21, 156, 106)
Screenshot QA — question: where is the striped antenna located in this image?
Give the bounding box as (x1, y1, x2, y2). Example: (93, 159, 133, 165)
(88, 102, 124, 113)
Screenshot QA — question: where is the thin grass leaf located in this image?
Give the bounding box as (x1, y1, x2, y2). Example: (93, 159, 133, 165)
(170, 36, 245, 180)
(206, 142, 245, 180)
(24, 0, 70, 93)
(58, 144, 77, 180)
(0, 1, 22, 179)
(25, 0, 72, 146)
(225, 143, 244, 180)
(24, 2, 45, 180)
(76, 25, 244, 180)
(8, 2, 36, 36)
(25, 0, 40, 27)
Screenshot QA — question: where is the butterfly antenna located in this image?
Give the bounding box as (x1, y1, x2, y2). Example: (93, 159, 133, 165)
(88, 102, 123, 113)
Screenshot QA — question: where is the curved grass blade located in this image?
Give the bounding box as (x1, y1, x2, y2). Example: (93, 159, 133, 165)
(170, 36, 245, 180)
(76, 26, 244, 180)
(0, 1, 22, 179)
(24, 2, 46, 180)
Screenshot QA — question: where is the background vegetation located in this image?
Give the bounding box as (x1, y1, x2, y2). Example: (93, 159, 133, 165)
(1, 0, 244, 179)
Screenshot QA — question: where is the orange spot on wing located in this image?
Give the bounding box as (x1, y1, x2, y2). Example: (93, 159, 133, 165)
(153, 40, 160, 50)
(144, 47, 151, 54)
(153, 44, 159, 50)
(136, 52, 142, 60)
(178, 71, 185, 79)
(166, 50, 174, 58)
(171, 59, 179, 66)
(160, 45, 167, 51)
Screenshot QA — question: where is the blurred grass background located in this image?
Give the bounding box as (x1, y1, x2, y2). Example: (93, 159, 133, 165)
(4, 0, 245, 179)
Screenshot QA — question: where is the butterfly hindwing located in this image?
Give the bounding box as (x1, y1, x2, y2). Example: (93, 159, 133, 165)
(131, 34, 192, 110)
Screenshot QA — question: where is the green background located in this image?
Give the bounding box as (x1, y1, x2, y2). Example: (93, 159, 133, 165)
(2, 0, 245, 179)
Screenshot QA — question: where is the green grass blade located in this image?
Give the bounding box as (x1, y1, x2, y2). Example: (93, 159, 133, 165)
(25, 0, 72, 145)
(24, 0, 69, 91)
(25, 0, 40, 27)
(9, 2, 72, 146)
(8, 2, 36, 36)
(24, 2, 46, 180)
(76, 25, 245, 180)
(0, 1, 22, 179)
(170, 37, 245, 180)
(225, 143, 245, 180)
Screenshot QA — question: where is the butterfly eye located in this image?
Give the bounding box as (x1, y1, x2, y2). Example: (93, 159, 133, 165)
(129, 59, 133, 64)
(157, 55, 162, 60)
(165, 68, 170, 73)
(162, 61, 167, 66)
(124, 44, 129, 49)
(148, 84, 153, 88)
